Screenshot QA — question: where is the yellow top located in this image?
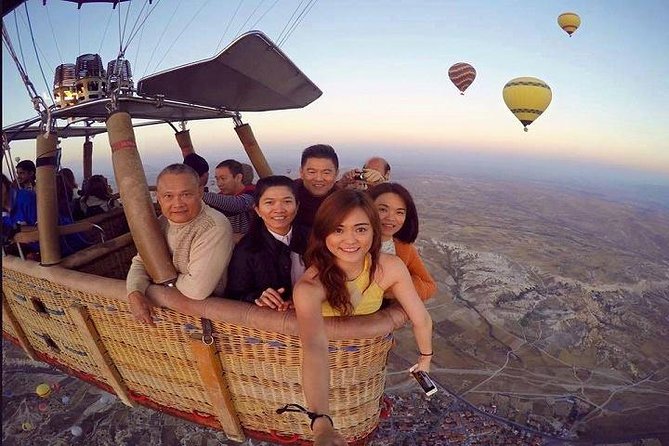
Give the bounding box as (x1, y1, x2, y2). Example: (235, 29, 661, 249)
(321, 255, 385, 316)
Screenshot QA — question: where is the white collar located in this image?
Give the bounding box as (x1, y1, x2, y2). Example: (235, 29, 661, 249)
(268, 227, 293, 246)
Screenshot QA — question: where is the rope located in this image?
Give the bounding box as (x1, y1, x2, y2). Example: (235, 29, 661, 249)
(97, 9, 115, 54)
(251, 0, 280, 30)
(45, 3, 64, 63)
(24, 2, 55, 105)
(120, 0, 133, 53)
(12, 11, 27, 69)
(123, 0, 163, 54)
(215, 0, 243, 53)
(78, 9, 81, 56)
(276, 0, 305, 45)
(234, 0, 265, 39)
(141, 0, 180, 78)
(151, 0, 213, 74)
(277, 0, 318, 47)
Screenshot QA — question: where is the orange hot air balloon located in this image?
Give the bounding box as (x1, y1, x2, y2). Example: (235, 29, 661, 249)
(558, 12, 581, 37)
(448, 63, 477, 95)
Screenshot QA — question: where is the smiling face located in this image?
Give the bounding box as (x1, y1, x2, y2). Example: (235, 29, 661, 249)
(374, 192, 406, 241)
(325, 207, 373, 267)
(299, 157, 338, 197)
(255, 185, 297, 236)
(157, 172, 203, 224)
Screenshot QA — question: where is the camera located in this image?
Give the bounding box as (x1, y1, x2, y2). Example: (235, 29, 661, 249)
(411, 370, 438, 396)
(355, 172, 366, 181)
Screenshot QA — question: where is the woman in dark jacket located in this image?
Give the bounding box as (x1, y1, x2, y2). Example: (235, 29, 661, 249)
(225, 175, 309, 310)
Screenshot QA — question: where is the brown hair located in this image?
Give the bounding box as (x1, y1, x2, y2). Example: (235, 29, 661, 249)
(304, 189, 381, 315)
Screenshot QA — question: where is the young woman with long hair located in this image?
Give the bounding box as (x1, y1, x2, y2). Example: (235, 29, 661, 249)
(293, 189, 433, 445)
(367, 182, 436, 300)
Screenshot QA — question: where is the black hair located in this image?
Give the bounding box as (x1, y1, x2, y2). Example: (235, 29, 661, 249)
(183, 153, 209, 177)
(253, 175, 298, 207)
(367, 182, 419, 243)
(300, 144, 339, 170)
(16, 160, 36, 173)
(216, 159, 243, 177)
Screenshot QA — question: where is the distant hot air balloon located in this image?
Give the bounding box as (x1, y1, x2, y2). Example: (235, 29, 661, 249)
(557, 12, 581, 37)
(502, 77, 552, 132)
(448, 62, 476, 95)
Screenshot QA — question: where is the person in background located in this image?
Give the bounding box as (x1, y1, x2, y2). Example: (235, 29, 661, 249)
(293, 189, 433, 445)
(14, 160, 36, 190)
(241, 163, 255, 186)
(203, 159, 255, 238)
(225, 175, 308, 309)
(294, 144, 339, 229)
(126, 163, 234, 326)
(338, 156, 391, 191)
(76, 174, 120, 219)
(367, 182, 436, 301)
(59, 167, 79, 204)
(183, 153, 210, 191)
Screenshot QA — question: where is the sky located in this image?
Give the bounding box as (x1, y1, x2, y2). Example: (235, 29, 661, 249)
(2, 0, 669, 184)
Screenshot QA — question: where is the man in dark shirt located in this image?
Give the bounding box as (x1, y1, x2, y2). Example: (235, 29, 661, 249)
(293, 144, 339, 228)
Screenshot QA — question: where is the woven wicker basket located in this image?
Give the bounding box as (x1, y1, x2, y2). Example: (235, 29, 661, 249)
(2, 242, 407, 444)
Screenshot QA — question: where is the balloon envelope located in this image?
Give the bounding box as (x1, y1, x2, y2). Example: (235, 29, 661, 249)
(448, 62, 476, 94)
(558, 12, 581, 36)
(502, 77, 552, 131)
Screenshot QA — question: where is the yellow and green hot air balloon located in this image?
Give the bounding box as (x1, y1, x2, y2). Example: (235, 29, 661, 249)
(558, 12, 581, 37)
(502, 77, 552, 132)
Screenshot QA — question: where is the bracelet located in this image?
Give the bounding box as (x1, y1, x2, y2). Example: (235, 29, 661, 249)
(309, 413, 334, 430)
(419, 351, 434, 356)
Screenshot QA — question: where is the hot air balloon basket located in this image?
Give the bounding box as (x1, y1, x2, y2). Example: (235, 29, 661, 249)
(2, 244, 394, 444)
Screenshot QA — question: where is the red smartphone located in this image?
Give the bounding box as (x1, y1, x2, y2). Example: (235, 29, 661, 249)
(411, 370, 438, 396)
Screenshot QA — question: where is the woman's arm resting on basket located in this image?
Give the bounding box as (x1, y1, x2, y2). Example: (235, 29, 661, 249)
(293, 275, 347, 445)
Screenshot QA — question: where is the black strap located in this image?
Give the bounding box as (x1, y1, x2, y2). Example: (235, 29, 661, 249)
(200, 318, 213, 345)
(276, 403, 334, 430)
(36, 156, 58, 167)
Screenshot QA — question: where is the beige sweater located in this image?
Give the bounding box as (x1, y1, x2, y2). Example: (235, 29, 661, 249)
(126, 203, 233, 300)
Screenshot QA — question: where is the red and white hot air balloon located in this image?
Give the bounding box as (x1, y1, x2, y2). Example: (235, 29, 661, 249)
(448, 62, 477, 95)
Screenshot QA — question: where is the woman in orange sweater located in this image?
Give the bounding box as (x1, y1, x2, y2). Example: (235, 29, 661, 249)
(368, 182, 437, 301)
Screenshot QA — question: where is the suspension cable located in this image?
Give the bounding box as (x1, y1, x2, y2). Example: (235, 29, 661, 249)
(12, 11, 27, 69)
(278, 0, 318, 47)
(251, 0, 280, 30)
(276, 0, 304, 45)
(24, 2, 55, 105)
(123, 0, 163, 54)
(234, 0, 265, 39)
(2, 25, 38, 101)
(215, 0, 243, 53)
(120, 0, 133, 53)
(151, 0, 213, 74)
(45, 3, 64, 63)
(141, 0, 180, 77)
(97, 8, 114, 54)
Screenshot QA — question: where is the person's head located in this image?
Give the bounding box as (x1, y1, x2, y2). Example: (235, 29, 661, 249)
(15, 160, 36, 187)
(305, 189, 381, 315)
(183, 153, 210, 188)
(59, 168, 78, 189)
(241, 163, 255, 186)
(364, 156, 391, 179)
(299, 144, 339, 197)
(156, 164, 203, 224)
(82, 174, 112, 201)
(367, 183, 419, 244)
(215, 159, 244, 195)
(253, 175, 298, 236)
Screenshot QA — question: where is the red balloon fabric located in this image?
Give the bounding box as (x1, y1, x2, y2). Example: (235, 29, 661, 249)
(448, 62, 477, 94)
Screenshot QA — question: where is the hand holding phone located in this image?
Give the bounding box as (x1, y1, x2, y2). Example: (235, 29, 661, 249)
(411, 370, 438, 396)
